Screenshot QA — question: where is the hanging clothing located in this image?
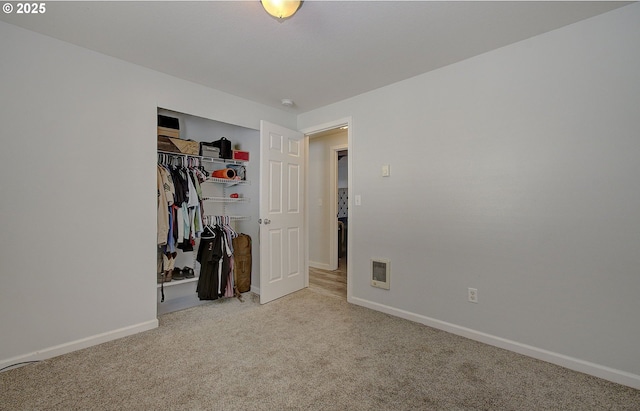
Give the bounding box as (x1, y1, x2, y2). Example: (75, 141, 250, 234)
(158, 153, 242, 302)
(197, 226, 224, 300)
(196, 224, 235, 300)
(186, 170, 203, 238)
(157, 166, 169, 246)
(157, 158, 209, 252)
(159, 165, 175, 206)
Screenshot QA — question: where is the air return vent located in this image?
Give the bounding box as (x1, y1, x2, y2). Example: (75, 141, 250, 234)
(371, 258, 390, 290)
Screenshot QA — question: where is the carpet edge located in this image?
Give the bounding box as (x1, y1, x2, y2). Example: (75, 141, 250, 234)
(350, 296, 640, 389)
(0, 318, 159, 372)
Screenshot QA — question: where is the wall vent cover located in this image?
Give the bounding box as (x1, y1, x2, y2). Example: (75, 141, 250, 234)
(371, 258, 390, 290)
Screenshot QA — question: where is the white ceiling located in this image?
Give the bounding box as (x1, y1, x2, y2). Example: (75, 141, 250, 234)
(1, 1, 629, 112)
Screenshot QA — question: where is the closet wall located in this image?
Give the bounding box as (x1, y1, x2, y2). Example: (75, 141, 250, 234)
(157, 108, 260, 314)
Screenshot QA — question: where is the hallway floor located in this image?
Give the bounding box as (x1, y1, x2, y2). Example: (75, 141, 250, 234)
(308, 257, 346, 299)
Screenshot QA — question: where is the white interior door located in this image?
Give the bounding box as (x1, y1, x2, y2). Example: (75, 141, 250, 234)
(259, 120, 306, 304)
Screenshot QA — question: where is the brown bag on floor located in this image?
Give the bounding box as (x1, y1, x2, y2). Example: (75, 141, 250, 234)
(232, 234, 252, 294)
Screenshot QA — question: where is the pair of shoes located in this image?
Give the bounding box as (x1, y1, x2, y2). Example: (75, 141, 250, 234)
(183, 267, 195, 279)
(172, 267, 186, 281)
(173, 267, 195, 280)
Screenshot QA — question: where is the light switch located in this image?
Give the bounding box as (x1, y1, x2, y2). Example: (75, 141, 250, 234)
(355, 195, 362, 206)
(382, 165, 390, 177)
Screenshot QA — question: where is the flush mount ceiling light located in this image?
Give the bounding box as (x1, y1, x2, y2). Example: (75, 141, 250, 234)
(261, 0, 302, 20)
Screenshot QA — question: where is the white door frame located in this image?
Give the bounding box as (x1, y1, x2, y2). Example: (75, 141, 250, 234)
(300, 117, 353, 302)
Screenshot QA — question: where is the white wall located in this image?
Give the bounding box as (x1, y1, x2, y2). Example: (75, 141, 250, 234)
(298, 4, 640, 387)
(0, 21, 295, 368)
(308, 132, 348, 268)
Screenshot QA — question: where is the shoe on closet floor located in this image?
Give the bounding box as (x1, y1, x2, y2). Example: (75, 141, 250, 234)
(183, 267, 195, 279)
(172, 268, 186, 280)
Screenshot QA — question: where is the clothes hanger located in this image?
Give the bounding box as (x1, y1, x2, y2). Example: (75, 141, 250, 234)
(225, 216, 238, 239)
(201, 216, 216, 239)
(201, 225, 216, 239)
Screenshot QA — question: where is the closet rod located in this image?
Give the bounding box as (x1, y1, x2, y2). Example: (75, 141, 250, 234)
(157, 151, 202, 167)
(157, 150, 246, 165)
(203, 215, 250, 224)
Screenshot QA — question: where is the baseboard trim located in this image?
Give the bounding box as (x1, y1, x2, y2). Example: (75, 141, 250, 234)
(251, 285, 260, 295)
(0, 319, 158, 372)
(309, 261, 332, 270)
(350, 296, 640, 389)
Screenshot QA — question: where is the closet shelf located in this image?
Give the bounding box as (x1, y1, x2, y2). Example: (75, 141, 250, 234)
(202, 197, 249, 203)
(157, 150, 247, 166)
(204, 177, 250, 186)
(201, 156, 247, 166)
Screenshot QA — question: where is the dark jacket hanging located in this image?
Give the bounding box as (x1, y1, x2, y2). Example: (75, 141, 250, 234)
(196, 226, 230, 300)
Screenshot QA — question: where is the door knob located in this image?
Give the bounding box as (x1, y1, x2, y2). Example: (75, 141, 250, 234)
(264, 219, 271, 225)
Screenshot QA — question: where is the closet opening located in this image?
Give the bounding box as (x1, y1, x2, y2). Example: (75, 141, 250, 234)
(156, 108, 260, 315)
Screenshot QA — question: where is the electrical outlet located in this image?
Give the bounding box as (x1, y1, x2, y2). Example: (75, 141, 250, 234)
(468, 288, 478, 303)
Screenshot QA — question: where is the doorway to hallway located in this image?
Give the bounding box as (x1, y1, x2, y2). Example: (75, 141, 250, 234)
(307, 126, 349, 299)
(309, 256, 346, 299)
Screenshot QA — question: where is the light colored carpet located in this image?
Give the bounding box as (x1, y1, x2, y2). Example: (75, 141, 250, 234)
(1, 289, 638, 410)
